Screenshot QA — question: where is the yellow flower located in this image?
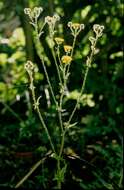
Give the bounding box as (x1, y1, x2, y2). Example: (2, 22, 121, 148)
(71, 23, 80, 29)
(68, 22, 85, 36)
(54, 37, 64, 45)
(64, 45, 72, 53)
(61, 55, 72, 64)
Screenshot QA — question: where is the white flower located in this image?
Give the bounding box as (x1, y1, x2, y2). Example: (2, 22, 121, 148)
(67, 22, 85, 36)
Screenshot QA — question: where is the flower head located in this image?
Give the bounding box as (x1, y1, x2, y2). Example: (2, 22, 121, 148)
(68, 22, 85, 36)
(45, 14, 60, 25)
(45, 14, 60, 37)
(71, 23, 80, 29)
(24, 7, 43, 19)
(54, 37, 64, 45)
(61, 55, 72, 64)
(64, 45, 72, 54)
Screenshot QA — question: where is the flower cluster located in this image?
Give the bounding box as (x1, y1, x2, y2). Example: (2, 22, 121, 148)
(45, 14, 60, 37)
(68, 22, 85, 36)
(45, 14, 60, 25)
(88, 24, 104, 54)
(24, 7, 43, 22)
(93, 24, 104, 37)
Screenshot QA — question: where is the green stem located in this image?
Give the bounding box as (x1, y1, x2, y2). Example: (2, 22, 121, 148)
(67, 35, 77, 74)
(57, 66, 67, 146)
(56, 65, 68, 189)
(51, 46, 62, 86)
(57, 45, 62, 65)
(15, 152, 52, 188)
(58, 97, 64, 135)
(34, 22, 65, 158)
(56, 129, 66, 189)
(29, 74, 56, 153)
(34, 25, 57, 107)
(36, 106, 56, 153)
(59, 65, 67, 141)
(118, 168, 123, 187)
(59, 130, 66, 157)
(39, 22, 46, 37)
(15, 159, 43, 188)
(42, 57, 57, 106)
(1, 101, 24, 124)
(57, 160, 61, 189)
(71, 35, 77, 57)
(67, 65, 90, 124)
(67, 36, 98, 125)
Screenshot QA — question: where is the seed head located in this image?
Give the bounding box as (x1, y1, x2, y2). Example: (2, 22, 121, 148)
(45, 14, 60, 25)
(93, 24, 104, 37)
(45, 14, 60, 37)
(24, 8, 31, 15)
(33, 7, 43, 18)
(25, 60, 34, 72)
(24, 7, 43, 22)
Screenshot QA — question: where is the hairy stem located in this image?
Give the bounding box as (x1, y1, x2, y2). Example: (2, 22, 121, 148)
(67, 35, 98, 125)
(58, 65, 67, 154)
(51, 46, 62, 85)
(67, 65, 90, 124)
(71, 35, 77, 57)
(57, 45, 62, 65)
(56, 65, 68, 189)
(67, 35, 77, 74)
(34, 25, 57, 106)
(29, 74, 56, 153)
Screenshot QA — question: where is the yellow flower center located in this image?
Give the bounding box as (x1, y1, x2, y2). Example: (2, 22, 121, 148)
(64, 45, 72, 53)
(72, 23, 80, 29)
(54, 37, 64, 45)
(61, 55, 72, 64)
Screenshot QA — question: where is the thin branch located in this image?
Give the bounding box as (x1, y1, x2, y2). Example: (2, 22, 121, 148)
(15, 152, 52, 188)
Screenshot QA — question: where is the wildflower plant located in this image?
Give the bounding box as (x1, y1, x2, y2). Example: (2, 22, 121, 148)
(21, 6, 104, 189)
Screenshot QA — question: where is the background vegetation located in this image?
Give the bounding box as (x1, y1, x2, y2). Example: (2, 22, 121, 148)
(0, 0, 123, 189)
